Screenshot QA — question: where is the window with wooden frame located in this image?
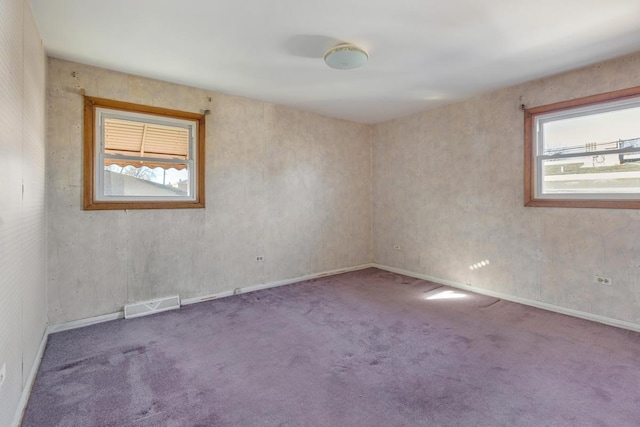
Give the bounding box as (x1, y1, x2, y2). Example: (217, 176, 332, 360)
(525, 86, 640, 209)
(84, 97, 205, 210)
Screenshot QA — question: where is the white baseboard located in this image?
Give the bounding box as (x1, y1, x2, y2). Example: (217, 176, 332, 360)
(46, 264, 376, 332)
(373, 263, 640, 333)
(11, 329, 48, 427)
(47, 311, 124, 334)
(182, 263, 374, 305)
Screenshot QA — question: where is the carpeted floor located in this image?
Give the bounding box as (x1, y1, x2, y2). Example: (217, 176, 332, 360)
(22, 268, 640, 426)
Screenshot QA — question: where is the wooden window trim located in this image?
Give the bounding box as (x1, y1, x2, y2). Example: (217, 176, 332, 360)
(524, 86, 640, 209)
(84, 96, 205, 210)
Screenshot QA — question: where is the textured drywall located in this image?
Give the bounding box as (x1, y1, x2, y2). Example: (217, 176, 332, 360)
(0, 0, 47, 426)
(47, 58, 372, 324)
(373, 52, 640, 325)
(20, 0, 47, 388)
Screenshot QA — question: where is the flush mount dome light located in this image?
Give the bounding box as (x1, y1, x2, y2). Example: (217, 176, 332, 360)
(324, 44, 368, 70)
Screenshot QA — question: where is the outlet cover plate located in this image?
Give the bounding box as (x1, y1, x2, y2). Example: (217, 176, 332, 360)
(593, 275, 613, 286)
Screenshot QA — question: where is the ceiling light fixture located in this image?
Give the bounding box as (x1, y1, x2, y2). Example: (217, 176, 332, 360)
(324, 44, 368, 70)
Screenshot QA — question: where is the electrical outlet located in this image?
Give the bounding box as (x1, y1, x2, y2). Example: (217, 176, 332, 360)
(393, 244, 401, 251)
(233, 288, 242, 295)
(256, 256, 264, 262)
(0, 363, 6, 390)
(593, 275, 613, 286)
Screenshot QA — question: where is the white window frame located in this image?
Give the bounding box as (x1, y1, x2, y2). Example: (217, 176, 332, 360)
(524, 86, 640, 209)
(94, 108, 197, 202)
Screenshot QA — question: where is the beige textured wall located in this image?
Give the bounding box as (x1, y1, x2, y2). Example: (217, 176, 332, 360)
(373, 52, 640, 325)
(0, 1, 47, 426)
(47, 58, 372, 324)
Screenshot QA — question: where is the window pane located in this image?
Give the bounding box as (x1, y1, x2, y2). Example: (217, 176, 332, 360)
(103, 162, 191, 198)
(542, 152, 640, 194)
(541, 106, 640, 155)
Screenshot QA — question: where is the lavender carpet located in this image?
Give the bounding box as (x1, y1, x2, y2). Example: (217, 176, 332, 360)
(22, 268, 640, 426)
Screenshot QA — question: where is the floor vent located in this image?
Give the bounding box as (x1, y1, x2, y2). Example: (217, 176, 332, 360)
(124, 295, 180, 319)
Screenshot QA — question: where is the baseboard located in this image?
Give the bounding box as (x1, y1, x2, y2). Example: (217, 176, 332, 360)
(182, 263, 374, 305)
(47, 311, 124, 334)
(11, 328, 48, 427)
(373, 263, 640, 333)
(46, 264, 376, 331)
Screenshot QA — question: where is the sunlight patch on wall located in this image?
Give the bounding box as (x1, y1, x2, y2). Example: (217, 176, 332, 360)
(469, 260, 490, 270)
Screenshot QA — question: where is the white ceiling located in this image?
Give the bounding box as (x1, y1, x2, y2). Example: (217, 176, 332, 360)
(31, 0, 640, 124)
